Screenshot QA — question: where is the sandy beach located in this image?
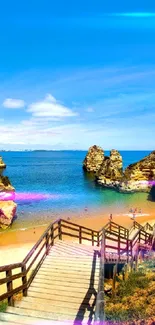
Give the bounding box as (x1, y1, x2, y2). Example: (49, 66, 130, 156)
(0, 208, 155, 267)
(0, 208, 154, 299)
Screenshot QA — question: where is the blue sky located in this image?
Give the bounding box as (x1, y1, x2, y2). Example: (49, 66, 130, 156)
(0, 0, 155, 150)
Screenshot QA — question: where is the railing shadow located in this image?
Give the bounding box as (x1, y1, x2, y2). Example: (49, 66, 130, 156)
(73, 250, 100, 325)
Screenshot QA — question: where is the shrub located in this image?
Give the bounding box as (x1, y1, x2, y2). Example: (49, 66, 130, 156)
(0, 301, 7, 312)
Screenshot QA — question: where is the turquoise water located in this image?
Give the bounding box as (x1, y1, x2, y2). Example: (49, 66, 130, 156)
(0, 150, 153, 229)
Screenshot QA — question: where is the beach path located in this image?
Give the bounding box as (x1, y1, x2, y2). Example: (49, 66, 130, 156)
(0, 240, 101, 324)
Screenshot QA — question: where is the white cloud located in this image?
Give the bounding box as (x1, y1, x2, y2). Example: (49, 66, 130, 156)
(27, 93, 78, 118)
(0, 117, 154, 150)
(3, 98, 25, 109)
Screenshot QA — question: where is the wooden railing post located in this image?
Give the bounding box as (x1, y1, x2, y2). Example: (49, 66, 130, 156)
(58, 220, 62, 240)
(45, 232, 50, 255)
(112, 264, 117, 298)
(109, 221, 112, 232)
(51, 225, 54, 246)
(97, 232, 100, 247)
(126, 238, 129, 262)
(21, 264, 27, 297)
(139, 231, 141, 243)
(92, 230, 94, 246)
(79, 226, 82, 244)
(130, 240, 133, 257)
(6, 269, 14, 306)
(118, 227, 120, 261)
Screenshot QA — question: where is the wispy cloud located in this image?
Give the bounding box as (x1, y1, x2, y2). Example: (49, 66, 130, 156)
(27, 94, 78, 118)
(3, 98, 25, 109)
(111, 13, 155, 18)
(0, 65, 155, 150)
(85, 107, 94, 113)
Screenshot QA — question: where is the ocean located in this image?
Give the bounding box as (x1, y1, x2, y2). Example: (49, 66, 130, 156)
(0, 150, 154, 230)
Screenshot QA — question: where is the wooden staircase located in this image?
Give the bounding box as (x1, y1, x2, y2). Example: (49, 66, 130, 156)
(0, 218, 154, 324)
(0, 241, 100, 324)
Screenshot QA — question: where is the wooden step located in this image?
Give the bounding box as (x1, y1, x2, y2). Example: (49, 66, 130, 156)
(0, 320, 23, 325)
(41, 264, 99, 272)
(15, 299, 92, 313)
(43, 257, 100, 264)
(30, 281, 98, 293)
(45, 257, 100, 265)
(39, 266, 99, 274)
(28, 290, 96, 304)
(51, 245, 98, 256)
(50, 245, 98, 255)
(34, 273, 99, 285)
(6, 306, 94, 322)
(19, 296, 95, 309)
(35, 270, 99, 281)
(54, 244, 98, 253)
(0, 312, 63, 324)
(32, 278, 98, 290)
(28, 285, 96, 298)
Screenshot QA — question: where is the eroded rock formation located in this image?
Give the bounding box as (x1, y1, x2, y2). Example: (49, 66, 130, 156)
(97, 149, 123, 188)
(0, 201, 17, 229)
(0, 175, 15, 193)
(119, 150, 155, 193)
(0, 156, 6, 169)
(0, 158, 16, 229)
(83, 145, 104, 172)
(83, 146, 155, 193)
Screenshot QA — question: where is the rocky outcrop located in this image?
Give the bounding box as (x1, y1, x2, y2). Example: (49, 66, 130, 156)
(0, 157, 16, 229)
(0, 175, 15, 193)
(0, 201, 17, 229)
(0, 156, 6, 168)
(97, 149, 123, 188)
(83, 145, 104, 172)
(119, 150, 155, 193)
(83, 146, 155, 193)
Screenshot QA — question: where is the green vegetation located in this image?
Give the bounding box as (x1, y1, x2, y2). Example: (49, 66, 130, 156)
(105, 260, 155, 323)
(0, 300, 7, 312)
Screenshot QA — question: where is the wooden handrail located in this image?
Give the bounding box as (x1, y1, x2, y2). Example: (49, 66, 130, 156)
(61, 218, 98, 233)
(0, 217, 100, 306)
(23, 218, 60, 264)
(0, 263, 23, 273)
(0, 217, 154, 307)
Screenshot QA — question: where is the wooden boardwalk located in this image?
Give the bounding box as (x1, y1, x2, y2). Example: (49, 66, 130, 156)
(0, 218, 154, 324)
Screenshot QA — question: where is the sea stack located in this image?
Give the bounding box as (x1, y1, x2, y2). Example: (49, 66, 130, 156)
(83, 145, 104, 173)
(97, 149, 123, 189)
(0, 156, 6, 169)
(83, 146, 155, 194)
(0, 157, 16, 229)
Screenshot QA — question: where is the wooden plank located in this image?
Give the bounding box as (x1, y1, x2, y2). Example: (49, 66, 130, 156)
(23, 219, 60, 264)
(27, 252, 46, 288)
(6, 269, 14, 306)
(61, 218, 98, 233)
(0, 284, 27, 302)
(0, 271, 26, 285)
(0, 262, 22, 273)
(61, 231, 79, 239)
(26, 241, 46, 273)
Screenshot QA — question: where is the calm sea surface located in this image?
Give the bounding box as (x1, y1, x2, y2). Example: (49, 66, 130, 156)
(0, 150, 154, 229)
